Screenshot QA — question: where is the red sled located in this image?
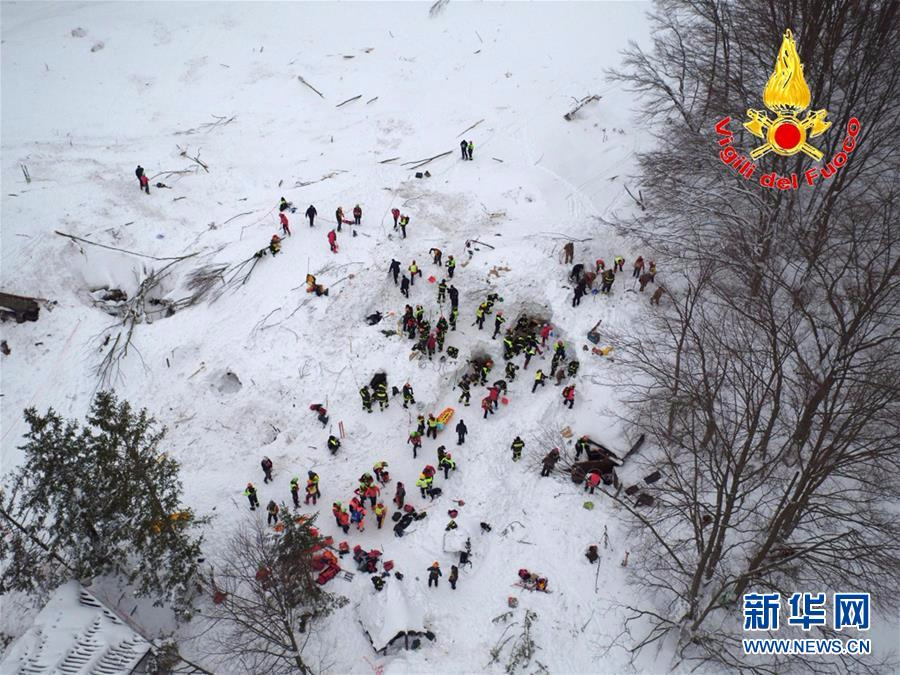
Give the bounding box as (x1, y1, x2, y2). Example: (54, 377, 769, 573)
(317, 564, 340, 585)
(428, 276, 437, 283)
(342, 218, 355, 225)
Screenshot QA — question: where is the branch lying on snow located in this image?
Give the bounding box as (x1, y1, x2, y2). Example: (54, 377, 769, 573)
(223, 211, 256, 225)
(174, 114, 236, 135)
(563, 94, 601, 121)
(55, 230, 199, 262)
(336, 95, 362, 108)
(378, 157, 400, 164)
(295, 170, 345, 188)
(177, 145, 209, 172)
(458, 119, 484, 137)
(366, 96, 378, 104)
(149, 167, 199, 181)
(405, 150, 452, 171)
(297, 75, 325, 98)
(623, 184, 646, 211)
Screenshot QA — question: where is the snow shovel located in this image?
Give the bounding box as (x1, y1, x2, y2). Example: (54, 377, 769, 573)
(587, 320, 602, 344)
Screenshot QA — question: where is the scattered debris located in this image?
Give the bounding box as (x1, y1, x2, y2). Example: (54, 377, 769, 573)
(20, 164, 30, 184)
(404, 151, 452, 171)
(297, 75, 325, 98)
(0, 340, 9, 355)
(336, 95, 362, 108)
(177, 145, 209, 172)
(90, 42, 105, 52)
(492, 157, 504, 163)
(458, 119, 484, 137)
(563, 94, 601, 121)
(366, 96, 379, 104)
(378, 157, 400, 164)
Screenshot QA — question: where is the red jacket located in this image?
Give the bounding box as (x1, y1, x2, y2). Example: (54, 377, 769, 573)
(488, 387, 500, 401)
(353, 206, 362, 217)
(427, 335, 437, 349)
(540, 324, 552, 339)
(586, 472, 601, 487)
(337, 511, 350, 525)
(327, 231, 337, 244)
(563, 387, 575, 401)
(280, 213, 288, 226)
(481, 397, 492, 410)
(391, 208, 400, 218)
(365, 484, 380, 498)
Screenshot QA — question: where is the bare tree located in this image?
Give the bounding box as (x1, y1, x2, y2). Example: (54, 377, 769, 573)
(603, 1, 900, 671)
(195, 514, 346, 675)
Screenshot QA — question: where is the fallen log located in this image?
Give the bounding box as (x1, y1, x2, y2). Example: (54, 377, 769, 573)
(336, 95, 362, 108)
(378, 157, 400, 164)
(406, 150, 452, 171)
(297, 76, 325, 98)
(457, 119, 484, 137)
(564, 95, 601, 121)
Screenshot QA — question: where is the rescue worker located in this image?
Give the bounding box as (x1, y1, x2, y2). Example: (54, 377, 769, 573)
(335, 206, 344, 231)
(375, 502, 387, 529)
(440, 453, 456, 479)
(426, 414, 439, 439)
(480, 360, 492, 385)
(456, 419, 468, 445)
(567, 360, 580, 377)
(532, 369, 546, 393)
(266, 500, 279, 526)
(391, 207, 400, 228)
(600, 268, 615, 294)
(400, 274, 410, 298)
(446, 255, 456, 278)
(245, 482, 259, 510)
(573, 280, 586, 307)
(633, 256, 644, 278)
(305, 478, 318, 505)
(523, 343, 536, 369)
(460, 139, 468, 159)
(648, 261, 657, 282)
(426, 332, 437, 359)
(570, 263, 584, 283)
(639, 272, 653, 292)
(417, 473, 433, 498)
(353, 204, 362, 225)
(575, 435, 590, 459)
(449, 564, 459, 590)
(409, 260, 422, 285)
(430, 247, 442, 265)
(467, 140, 474, 160)
(261, 456, 273, 483)
(584, 471, 602, 494)
(457, 378, 471, 406)
(305, 204, 317, 227)
(505, 360, 519, 381)
(437, 279, 447, 304)
(280, 211, 291, 236)
(481, 396, 494, 419)
(408, 430, 423, 458)
(279, 196, 291, 212)
(394, 481, 406, 508)
(364, 481, 381, 508)
(374, 382, 389, 410)
(511, 436, 525, 461)
(540, 323, 552, 346)
(448, 283, 459, 307)
(474, 304, 486, 330)
(449, 307, 459, 331)
(308, 470, 321, 498)
(492, 311, 506, 339)
(399, 214, 409, 238)
(503, 334, 515, 360)
(417, 414, 427, 436)
(327, 229, 338, 253)
(595, 258, 605, 273)
(290, 477, 300, 508)
(360, 385, 373, 412)
(373, 460, 389, 484)
(402, 383, 416, 409)
(562, 384, 576, 409)
(427, 561, 442, 587)
(563, 241, 574, 264)
(328, 435, 341, 454)
(613, 255, 625, 272)
(389, 259, 401, 284)
(269, 234, 282, 255)
(540, 448, 560, 477)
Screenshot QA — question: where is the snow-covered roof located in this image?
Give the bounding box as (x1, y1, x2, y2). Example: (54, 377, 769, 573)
(357, 581, 430, 652)
(0, 582, 151, 674)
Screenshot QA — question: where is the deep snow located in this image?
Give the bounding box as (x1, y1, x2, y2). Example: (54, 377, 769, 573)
(0, 2, 681, 673)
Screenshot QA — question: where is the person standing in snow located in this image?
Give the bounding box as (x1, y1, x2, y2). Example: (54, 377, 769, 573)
(532, 369, 546, 393)
(456, 419, 468, 445)
(400, 275, 410, 298)
(460, 139, 468, 159)
(505, 361, 519, 381)
(408, 430, 423, 458)
(639, 272, 653, 292)
(305, 204, 317, 226)
(562, 384, 576, 409)
(633, 256, 645, 278)
(457, 378, 471, 406)
(402, 383, 416, 409)
(327, 229, 338, 253)
(613, 255, 625, 272)
(399, 214, 409, 239)
(409, 260, 422, 285)
(245, 482, 259, 510)
(430, 248, 442, 266)
(328, 435, 341, 454)
(305, 478, 319, 505)
(391, 207, 400, 229)
(427, 562, 442, 587)
(540, 448, 560, 477)
(467, 140, 474, 160)
(446, 255, 456, 279)
(492, 311, 506, 339)
(389, 259, 401, 285)
(266, 500, 279, 526)
(335, 206, 344, 232)
(261, 456, 274, 484)
(511, 436, 525, 461)
(135, 165, 146, 190)
(360, 385, 373, 413)
(448, 284, 459, 309)
(375, 502, 387, 529)
(449, 565, 459, 590)
(562, 241, 574, 264)
(600, 268, 616, 294)
(572, 279, 586, 307)
(290, 477, 300, 508)
(440, 453, 456, 479)
(353, 204, 362, 225)
(280, 212, 291, 237)
(393, 481, 406, 508)
(437, 279, 448, 304)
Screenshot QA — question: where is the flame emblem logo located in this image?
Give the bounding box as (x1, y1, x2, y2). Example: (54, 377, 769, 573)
(743, 30, 831, 160)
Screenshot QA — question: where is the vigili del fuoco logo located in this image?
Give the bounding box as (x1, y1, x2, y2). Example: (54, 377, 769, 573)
(714, 29, 860, 190)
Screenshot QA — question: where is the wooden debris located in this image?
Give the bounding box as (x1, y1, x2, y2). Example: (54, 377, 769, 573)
(20, 164, 31, 184)
(366, 96, 378, 104)
(336, 95, 362, 108)
(564, 95, 601, 121)
(457, 119, 484, 137)
(378, 157, 400, 164)
(223, 211, 255, 225)
(297, 75, 325, 98)
(55, 230, 199, 262)
(177, 145, 209, 172)
(492, 157, 504, 163)
(405, 150, 452, 171)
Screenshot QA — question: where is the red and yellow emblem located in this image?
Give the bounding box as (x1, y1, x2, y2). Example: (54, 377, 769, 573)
(743, 29, 831, 160)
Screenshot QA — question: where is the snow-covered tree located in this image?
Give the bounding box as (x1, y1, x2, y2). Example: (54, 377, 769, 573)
(0, 391, 205, 615)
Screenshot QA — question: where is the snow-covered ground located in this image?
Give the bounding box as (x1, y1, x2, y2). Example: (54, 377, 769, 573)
(1, 2, 670, 672)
